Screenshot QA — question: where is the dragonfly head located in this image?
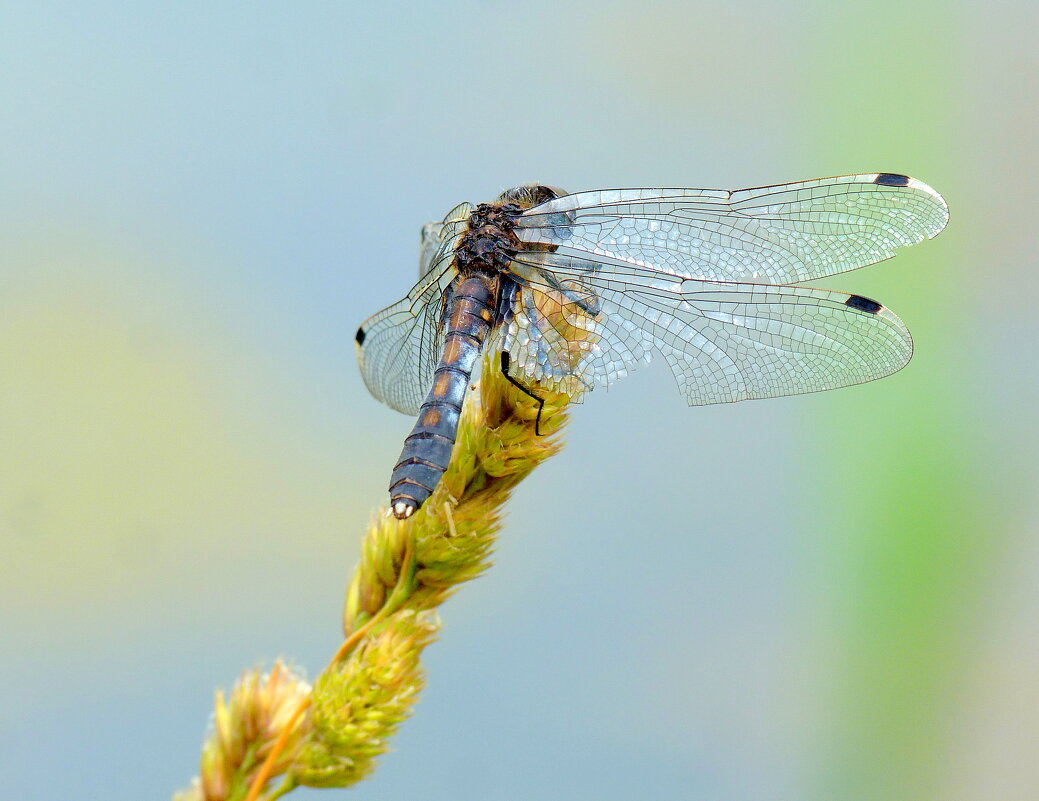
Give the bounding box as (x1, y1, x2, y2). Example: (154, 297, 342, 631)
(495, 183, 568, 210)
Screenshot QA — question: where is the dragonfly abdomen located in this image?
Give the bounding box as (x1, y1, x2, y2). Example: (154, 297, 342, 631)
(389, 274, 498, 519)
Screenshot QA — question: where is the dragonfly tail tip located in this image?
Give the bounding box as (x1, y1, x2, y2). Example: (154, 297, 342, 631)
(392, 499, 417, 520)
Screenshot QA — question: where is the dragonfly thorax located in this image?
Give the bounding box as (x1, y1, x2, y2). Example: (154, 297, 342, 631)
(454, 203, 521, 273)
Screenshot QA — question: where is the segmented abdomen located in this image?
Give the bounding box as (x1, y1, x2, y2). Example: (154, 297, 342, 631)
(389, 274, 497, 519)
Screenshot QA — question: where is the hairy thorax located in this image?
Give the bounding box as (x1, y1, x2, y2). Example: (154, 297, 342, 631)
(453, 184, 565, 275)
(453, 203, 521, 274)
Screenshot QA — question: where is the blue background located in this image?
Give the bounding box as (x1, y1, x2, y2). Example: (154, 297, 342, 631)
(2, 2, 1036, 800)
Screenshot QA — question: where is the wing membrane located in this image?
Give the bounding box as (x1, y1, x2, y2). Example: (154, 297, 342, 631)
(514, 174, 947, 284)
(419, 201, 471, 278)
(356, 250, 456, 415)
(360, 203, 470, 415)
(508, 252, 912, 405)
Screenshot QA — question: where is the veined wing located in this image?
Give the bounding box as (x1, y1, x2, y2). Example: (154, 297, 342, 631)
(514, 174, 947, 285)
(358, 202, 470, 415)
(418, 221, 445, 276)
(419, 201, 471, 277)
(507, 252, 912, 405)
(356, 249, 457, 415)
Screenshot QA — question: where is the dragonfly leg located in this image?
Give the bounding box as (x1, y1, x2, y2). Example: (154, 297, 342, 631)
(500, 351, 545, 436)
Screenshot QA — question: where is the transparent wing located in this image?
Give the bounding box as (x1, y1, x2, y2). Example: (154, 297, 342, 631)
(357, 202, 471, 415)
(506, 252, 912, 405)
(419, 201, 472, 278)
(514, 174, 947, 284)
(356, 249, 456, 415)
(419, 221, 445, 276)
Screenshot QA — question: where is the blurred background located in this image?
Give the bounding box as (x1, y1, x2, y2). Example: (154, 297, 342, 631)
(1, 2, 1035, 799)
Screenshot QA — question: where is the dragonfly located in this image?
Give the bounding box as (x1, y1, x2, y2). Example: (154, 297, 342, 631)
(356, 173, 948, 519)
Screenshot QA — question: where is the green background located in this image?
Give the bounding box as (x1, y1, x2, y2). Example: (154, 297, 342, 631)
(2, 2, 1035, 799)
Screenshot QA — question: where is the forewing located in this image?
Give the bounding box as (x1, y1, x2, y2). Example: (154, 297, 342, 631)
(356, 251, 455, 415)
(418, 221, 445, 276)
(514, 174, 947, 284)
(508, 252, 912, 405)
(419, 201, 472, 278)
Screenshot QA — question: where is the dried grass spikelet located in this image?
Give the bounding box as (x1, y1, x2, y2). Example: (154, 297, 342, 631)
(293, 609, 440, 787)
(293, 357, 571, 790)
(177, 347, 576, 801)
(341, 353, 571, 638)
(173, 661, 312, 801)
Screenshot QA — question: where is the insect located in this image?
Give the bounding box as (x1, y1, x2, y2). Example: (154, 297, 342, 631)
(356, 174, 948, 519)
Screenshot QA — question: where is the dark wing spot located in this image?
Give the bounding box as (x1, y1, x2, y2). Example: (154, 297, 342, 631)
(355, 327, 366, 345)
(874, 173, 910, 187)
(845, 294, 883, 314)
